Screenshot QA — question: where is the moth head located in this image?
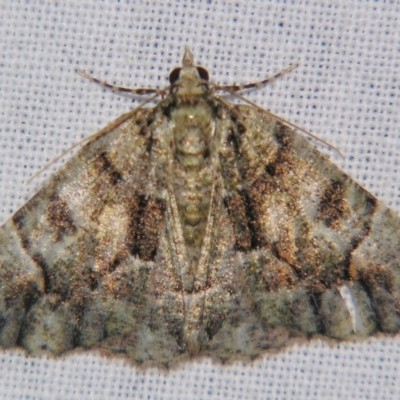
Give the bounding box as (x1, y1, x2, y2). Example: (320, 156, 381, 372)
(169, 47, 210, 95)
(169, 66, 209, 84)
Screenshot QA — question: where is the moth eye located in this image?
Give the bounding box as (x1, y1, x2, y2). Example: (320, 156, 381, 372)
(169, 68, 181, 84)
(197, 67, 209, 81)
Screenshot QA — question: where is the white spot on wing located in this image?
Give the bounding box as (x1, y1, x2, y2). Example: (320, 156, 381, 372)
(338, 285, 358, 333)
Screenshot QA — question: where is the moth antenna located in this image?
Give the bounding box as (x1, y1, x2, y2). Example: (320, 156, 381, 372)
(213, 63, 298, 92)
(217, 87, 344, 158)
(26, 89, 167, 185)
(78, 70, 160, 95)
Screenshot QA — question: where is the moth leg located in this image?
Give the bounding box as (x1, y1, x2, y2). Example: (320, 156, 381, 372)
(213, 63, 297, 92)
(77, 70, 160, 95)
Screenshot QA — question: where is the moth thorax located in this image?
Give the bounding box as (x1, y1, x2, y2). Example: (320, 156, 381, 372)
(171, 100, 214, 168)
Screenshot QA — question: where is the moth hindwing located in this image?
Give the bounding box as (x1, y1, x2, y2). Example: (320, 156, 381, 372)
(1, 48, 399, 368)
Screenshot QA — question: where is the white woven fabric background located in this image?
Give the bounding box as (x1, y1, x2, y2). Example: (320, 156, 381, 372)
(0, 1, 399, 399)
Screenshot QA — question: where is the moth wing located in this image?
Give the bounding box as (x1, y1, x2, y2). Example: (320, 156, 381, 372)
(0, 108, 182, 364)
(210, 103, 400, 358)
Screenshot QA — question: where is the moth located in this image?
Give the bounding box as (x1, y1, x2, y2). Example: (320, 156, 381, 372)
(1, 48, 399, 368)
